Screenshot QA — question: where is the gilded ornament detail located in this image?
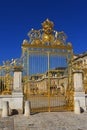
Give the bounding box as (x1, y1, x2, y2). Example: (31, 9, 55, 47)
(26, 19, 70, 47)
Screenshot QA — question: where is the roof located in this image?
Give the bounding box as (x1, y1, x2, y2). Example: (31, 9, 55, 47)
(74, 51, 87, 61)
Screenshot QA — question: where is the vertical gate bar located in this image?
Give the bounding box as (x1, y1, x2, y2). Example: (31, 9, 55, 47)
(48, 52, 50, 112)
(26, 48, 29, 99)
(22, 46, 25, 57)
(70, 50, 74, 111)
(2, 70, 3, 92)
(3, 68, 5, 91)
(27, 48, 29, 76)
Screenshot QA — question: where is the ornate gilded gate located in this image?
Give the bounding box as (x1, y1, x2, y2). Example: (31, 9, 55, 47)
(22, 19, 74, 112)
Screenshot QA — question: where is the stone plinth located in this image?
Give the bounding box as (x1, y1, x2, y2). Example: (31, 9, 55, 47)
(11, 67, 23, 114)
(0, 94, 23, 115)
(12, 92, 23, 114)
(73, 70, 83, 92)
(13, 70, 22, 92)
(74, 92, 86, 111)
(73, 70, 86, 111)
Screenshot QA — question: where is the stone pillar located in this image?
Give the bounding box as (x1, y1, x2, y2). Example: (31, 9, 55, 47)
(13, 66, 22, 92)
(24, 101, 31, 116)
(73, 70, 86, 112)
(2, 101, 9, 117)
(12, 66, 23, 114)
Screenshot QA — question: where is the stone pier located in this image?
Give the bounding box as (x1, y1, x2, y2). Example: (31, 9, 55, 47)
(73, 70, 86, 112)
(0, 66, 24, 116)
(12, 66, 23, 114)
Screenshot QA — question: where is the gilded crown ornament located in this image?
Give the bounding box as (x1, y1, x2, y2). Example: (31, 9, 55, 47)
(26, 19, 70, 46)
(42, 19, 54, 34)
(41, 19, 54, 43)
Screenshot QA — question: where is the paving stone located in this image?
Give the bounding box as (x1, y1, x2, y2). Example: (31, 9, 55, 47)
(0, 112, 87, 130)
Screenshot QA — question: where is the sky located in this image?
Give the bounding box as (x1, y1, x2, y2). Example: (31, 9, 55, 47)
(0, 0, 87, 65)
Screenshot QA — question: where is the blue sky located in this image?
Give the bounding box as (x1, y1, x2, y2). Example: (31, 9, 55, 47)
(0, 0, 87, 65)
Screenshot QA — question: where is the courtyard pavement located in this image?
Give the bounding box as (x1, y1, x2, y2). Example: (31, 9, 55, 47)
(0, 112, 87, 130)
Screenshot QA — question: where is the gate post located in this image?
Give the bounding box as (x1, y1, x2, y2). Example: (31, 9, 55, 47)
(13, 66, 23, 92)
(12, 66, 23, 114)
(73, 70, 86, 112)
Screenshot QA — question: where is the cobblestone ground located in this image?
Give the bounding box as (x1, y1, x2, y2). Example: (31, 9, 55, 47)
(0, 112, 87, 130)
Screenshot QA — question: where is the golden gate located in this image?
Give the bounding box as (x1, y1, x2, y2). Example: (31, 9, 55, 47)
(22, 19, 74, 112)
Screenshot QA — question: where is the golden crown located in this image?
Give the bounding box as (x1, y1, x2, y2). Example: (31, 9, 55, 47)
(42, 19, 54, 29)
